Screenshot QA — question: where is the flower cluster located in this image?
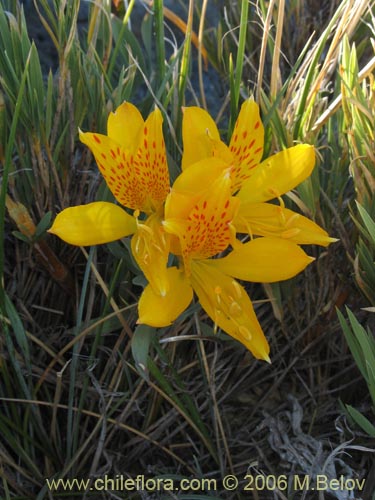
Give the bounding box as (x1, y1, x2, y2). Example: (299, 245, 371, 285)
(49, 99, 335, 361)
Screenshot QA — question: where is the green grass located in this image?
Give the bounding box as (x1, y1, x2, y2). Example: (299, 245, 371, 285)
(1, 0, 375, 498)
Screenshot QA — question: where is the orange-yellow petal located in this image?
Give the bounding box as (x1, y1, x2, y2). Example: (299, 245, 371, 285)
(190, 260, 270, 360)
(138, 267, 193, 327)
(235, 202, 337, 246)
(165, 190, 201, 222)
(79, 130, 147, 210)
(237, 144, 315, 203)
(48, 201, 136, 246)
(171, 157, 229, 195)
(79, 107, 169, 213)
(131, 213, 170, 296)
(212, 237, 314, 283)
(181, 106, 222, 170)
(107, 101, 144, 151)
(229, 98, 264, 192)
(135, 107, 170, 210)
(164, 169, 239, 271)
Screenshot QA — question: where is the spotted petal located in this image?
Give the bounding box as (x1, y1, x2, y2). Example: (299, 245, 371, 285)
(190, 260, 270, 361)
(212, 237, 314, 283)
(229, 98, 264, 192)
(48, 201, 136, 246)
(138, 267, 193, 327)
(80, 107, 169, 213)
(136, 107, 170, 209)
(237, 144, 315, 203)
(235, 202, 337, 246)
(163, 169, 239, 271)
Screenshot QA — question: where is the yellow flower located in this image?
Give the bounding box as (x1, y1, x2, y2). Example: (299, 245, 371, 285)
(48, 102, 171, 295)
(137, 99, 336, 360)
(181, 98, 337, 245)
(49, 98, 336, 361)
(138, 161, 315, 361)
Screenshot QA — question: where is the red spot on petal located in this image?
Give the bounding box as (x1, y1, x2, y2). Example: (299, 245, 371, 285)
(93, 134, 101, 144)
(254, 121, 260, 129)
(242, 131, 248, 139)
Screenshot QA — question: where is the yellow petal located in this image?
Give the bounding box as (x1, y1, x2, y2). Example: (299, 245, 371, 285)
(213, 237, 314, 283)
(164, 170, 239, 272)
(182, 106, 222, 170)
(138, 267, 193, 327)
(107, 101, 144, 151)
(136, 107, 170, 210)
(235, 202, 337, 246)
(237, 144, 315, 203)
(79, 114, 169, 213)
(229, 98, 264, 192)
(190, 260, 270, 360)
(165, 190, 201, 222)
(166, 157, 235, 220)
(79, 130, 147, 210)
(48, 201, 136, 246)
(171, 157, 229, 195)
(131, 213, 170, 296)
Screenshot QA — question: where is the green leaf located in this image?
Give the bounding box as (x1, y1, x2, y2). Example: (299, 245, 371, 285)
(356, 202, 375, 247)
(131, 324, 155, 380)
(12, 230, 30, 243)
(34, 211, 52, 239)
(5, 293, 30, 367)
(338, 307, 375, 409)
(346, 404, 375, 438)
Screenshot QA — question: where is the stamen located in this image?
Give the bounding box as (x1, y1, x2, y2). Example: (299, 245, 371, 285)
(143, 253, 150, 265)
(214, 285, 222, 305)
(229, 301, 242, 317)
(231, 280, 243, 300)
(134, 238, 140, 254)
(213, 309, 222, 334)
(276, 205, 286, 225)
(137, 223, 154, 236)
(285, 213, 301, 228)
(281, 228, 301, 239)
(238, 215, 254, 240)
(268, 187, 285, 209)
